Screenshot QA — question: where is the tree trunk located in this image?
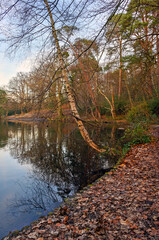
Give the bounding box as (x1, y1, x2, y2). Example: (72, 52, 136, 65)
(157, 34, 159, 89)
(124, 72, 133, 107)
(43, 0, 105, 153)
(118, 38, 122, 98)
(57, 78, 63, 119)
(98, 86, 116, 120)
(69, 42, 101, 120)
(111, 84, 116, 120)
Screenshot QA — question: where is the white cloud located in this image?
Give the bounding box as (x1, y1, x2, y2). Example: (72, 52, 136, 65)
(16, 56, 34, 73)
(0, 60, 16, 87)
(0, 54, 36, 88)
(0, 71, 11, 87)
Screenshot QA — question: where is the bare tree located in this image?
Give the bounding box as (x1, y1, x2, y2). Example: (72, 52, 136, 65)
(0, 0, 132, 151)
(0, 0, 105, 151)
(43, 0, 106, 152)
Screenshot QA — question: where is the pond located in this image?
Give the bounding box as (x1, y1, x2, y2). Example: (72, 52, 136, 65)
(0, 120, 125, 239)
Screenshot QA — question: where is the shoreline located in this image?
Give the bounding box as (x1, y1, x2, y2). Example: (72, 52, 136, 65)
(5, 116, 127, 126)
(2, 130, 159, 239)
(4, 109, 128, 124)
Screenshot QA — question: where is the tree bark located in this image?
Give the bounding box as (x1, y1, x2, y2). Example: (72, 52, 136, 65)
(43, 0, 105, 153)
(157, 34, 159, 89)
(69, 42, 101, 120)
(57, 78, 62, 119)
(118, 38, 122, 98)
(124, 72, 133, 107)
(98, 86, 116, 120)
(111, 84, 116, 120)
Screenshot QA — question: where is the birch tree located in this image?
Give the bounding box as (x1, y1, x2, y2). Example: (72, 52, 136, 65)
(0, 0, 106, 152)
(0, 0, 137, 151)
(43, 0, 105, 152)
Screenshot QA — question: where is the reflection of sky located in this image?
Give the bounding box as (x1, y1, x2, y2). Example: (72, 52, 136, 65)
(0, 126, 62, 239)
(0, 149, 56, 239)
(0, 150, 30, 238)
(0, 148, 61, 239)
(0, 150, 27, 180)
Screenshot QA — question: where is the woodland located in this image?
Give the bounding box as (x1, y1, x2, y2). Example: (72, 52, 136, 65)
(0, 0, 159, 151)
(0, 2, 159, 238)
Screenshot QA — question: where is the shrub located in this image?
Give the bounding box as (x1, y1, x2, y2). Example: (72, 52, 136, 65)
(121, 123, 151, 155)
(148, 98, 159, 116)
(126, 102, 150, 122)
(115, 99, 128, 115)
(122, 123, 151, 145)
(99, 105, 111, 116)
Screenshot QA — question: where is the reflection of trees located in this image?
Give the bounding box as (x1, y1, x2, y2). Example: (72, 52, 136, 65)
(8, 122, 123, 188)
(11, 178, 61, 213)
(6, 122, 124, 212)
(0, 121, 8, 148)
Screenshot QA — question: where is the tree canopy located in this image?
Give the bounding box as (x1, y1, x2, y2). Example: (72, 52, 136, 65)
(0, 0, 159, 149)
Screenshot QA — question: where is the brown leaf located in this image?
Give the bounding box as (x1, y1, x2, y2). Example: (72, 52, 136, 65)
(63, 216, 68, 224)
(56, 223, 61, 227)
(47, 218, 52, 224)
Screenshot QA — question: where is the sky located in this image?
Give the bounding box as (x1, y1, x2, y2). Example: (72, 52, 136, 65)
(0, 0, 103, 90)
(0, 0, 108, 89)
(0, 51, 33, 88)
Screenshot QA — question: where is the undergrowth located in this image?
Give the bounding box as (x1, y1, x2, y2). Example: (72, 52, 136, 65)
(120, 122, 152, 157)
(101, 122, 153, 167)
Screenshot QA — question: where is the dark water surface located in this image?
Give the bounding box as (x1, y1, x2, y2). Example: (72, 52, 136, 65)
(0, 121, 125, 239)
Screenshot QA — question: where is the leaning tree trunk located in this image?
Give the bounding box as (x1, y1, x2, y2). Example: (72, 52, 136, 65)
(98, 86, 116, 120)
(57, 78, 63, 119)
(44, 0, 105, 153)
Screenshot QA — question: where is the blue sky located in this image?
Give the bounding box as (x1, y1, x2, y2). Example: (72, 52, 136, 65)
(0, 50, 32, 88)
(0, 0, 107, 89)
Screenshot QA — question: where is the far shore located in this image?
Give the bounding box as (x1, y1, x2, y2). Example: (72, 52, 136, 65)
(5, 110, 128, 125)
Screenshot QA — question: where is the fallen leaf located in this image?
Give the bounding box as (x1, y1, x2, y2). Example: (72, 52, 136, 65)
(48, 218, 52, 224)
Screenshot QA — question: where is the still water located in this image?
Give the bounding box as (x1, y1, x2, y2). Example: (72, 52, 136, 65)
(0, 120, 124, 239)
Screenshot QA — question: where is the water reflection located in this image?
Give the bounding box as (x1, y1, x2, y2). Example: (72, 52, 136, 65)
(0, 121, 8, 148)
(9, 123, 117, 184)
(0, 120, 124, 238)
(10, 177, 61, 213)
(8, 121, 124, 208)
